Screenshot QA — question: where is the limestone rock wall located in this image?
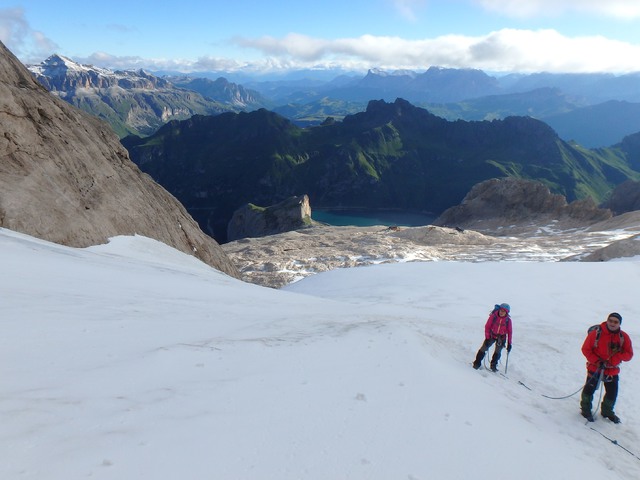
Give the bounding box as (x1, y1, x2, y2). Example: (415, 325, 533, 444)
(0, 41, 239, 279)
(434, 177, 612, 231)
(602, 180, 640, 215)
(227, 195, 312, 242)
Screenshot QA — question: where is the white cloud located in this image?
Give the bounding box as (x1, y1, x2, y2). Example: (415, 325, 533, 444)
(476, 0, 640, 19)
(235, 33, 332, 62)
(230, 29, 640, 73)
(72, 52, 241, 74)
(465, 29, 640, 73)
(29, 27, 640, 75)
(0, 7, 58, 63)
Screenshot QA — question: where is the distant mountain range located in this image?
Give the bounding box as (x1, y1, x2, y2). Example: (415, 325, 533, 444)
(541, 100, 640, 148)
(27, 55, 233, 137)
(245, 68, 640, 148)
(28, 58, 640, 148)
(320, 67, 640, 105)
(167, 75, 271, 111)
(122, 99, 640, 243)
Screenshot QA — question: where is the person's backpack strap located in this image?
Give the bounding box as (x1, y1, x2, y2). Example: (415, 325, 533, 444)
(588, 325, 602, 348)
(588, 324, 624, 349)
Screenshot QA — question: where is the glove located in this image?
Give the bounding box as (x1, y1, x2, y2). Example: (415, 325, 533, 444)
(506, 344, 512, 353)
(598, 361, 607, 370)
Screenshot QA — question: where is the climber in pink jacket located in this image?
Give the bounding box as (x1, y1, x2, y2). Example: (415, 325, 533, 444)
(472, 303, 513, 372)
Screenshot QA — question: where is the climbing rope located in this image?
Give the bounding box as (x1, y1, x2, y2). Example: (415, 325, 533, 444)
(589, 426, 640, 461)
(484, 361, 639, 461)
(517, 368, 602, 400)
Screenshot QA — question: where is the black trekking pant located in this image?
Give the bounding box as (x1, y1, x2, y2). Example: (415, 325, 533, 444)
(580, 371, 619, 416)
(474, 335, 506, 368)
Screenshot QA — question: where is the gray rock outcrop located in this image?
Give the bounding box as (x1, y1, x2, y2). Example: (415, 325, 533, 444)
(563, 210, 640, 261)
(434, 177, 612, 231)
(601, 180, 640, 215)
(567, 234, 640, 262)
(221, 217, 640, 288)
(227, 195, 312, 241)
(0, 41, 240, 279)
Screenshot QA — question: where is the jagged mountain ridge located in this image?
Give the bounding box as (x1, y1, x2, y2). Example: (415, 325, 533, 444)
(246, 68, 640, 147)
(168, 76, 271, 110)
(28, 54, 230, 137)
(122, 98, 640, 243)
(28, 57, 640, 148)
(0, 41, 239, 278)
(347, 66, 502, 103)
(29, 54, 174, 90)
(241, 66, 640, 107)
(344, 67, 640, 104)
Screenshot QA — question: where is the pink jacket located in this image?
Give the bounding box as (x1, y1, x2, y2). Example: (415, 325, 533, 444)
(485, 312, 513, 345)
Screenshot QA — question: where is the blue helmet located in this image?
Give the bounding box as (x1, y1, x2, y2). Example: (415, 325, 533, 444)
(499, 303, 510, 313)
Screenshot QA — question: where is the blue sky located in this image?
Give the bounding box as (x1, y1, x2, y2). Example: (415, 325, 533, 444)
(2, 0, 640, 74)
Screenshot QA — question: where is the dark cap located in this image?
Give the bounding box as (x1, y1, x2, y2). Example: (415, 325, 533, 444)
(608, 312, 622, 324)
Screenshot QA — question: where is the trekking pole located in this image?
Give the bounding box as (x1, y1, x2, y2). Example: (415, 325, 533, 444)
(505, 351, 510, 375)
(594, 368, 604, 391)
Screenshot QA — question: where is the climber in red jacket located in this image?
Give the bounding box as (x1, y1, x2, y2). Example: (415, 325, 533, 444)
(580, 312, 633, 423)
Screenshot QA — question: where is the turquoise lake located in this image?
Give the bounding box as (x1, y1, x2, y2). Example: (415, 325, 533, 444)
(312, 209, 436, 227)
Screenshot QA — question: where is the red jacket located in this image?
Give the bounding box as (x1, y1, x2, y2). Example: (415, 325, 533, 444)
(582, 321, 634, 375)
(484, 311, 512, 345)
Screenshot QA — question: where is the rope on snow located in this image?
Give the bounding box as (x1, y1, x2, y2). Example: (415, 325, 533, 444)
(588, 426, 640, 461)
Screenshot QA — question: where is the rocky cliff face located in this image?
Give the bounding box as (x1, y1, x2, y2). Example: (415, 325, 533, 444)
(601, 180, 640, 215)
(434, 177, 612, 231)
(0, 41, 239, 279)
(227, 195, 313, 241)
(29, 54, 174, 91)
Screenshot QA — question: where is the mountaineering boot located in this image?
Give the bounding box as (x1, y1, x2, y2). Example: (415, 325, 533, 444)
(580, 392, 593, 417)
(472, 350, 484, 369)
(600, 397, 618, 422)
(601, 397, 621, 422)
(581, 410, 595, 422)
(602, 413, 621, 424)
(490, 351, 501, 372)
